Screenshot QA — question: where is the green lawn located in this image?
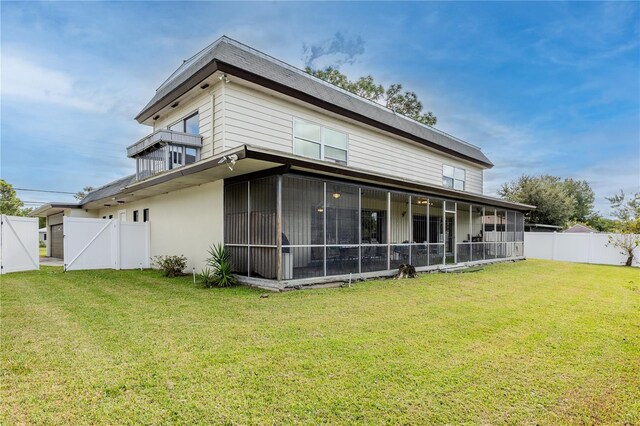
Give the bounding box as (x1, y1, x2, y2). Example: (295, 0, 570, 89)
(1, 260, 638, 425)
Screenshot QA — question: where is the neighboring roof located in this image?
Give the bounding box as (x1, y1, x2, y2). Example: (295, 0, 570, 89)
(136, 36, 494, 168)
(563, 223, 597, 233)
(29, 202, 81, 218)
(75, 145, 533, 212)
(39, 228, 47, 232)
(80, 175, 137, 205)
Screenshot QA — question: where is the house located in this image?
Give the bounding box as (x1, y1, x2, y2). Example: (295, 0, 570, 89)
(31, 36, 533, 287)
(563, 223, 596, 233)
(524, 223, 563, 233)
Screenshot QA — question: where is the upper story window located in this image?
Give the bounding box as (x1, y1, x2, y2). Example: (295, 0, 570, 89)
(443, 165, 465, 190)
(169, 112, 199, 134)
(293, 118, 348, 165)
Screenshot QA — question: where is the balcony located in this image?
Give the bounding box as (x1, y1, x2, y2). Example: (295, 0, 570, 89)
(127, 129, 202, 158)
(127, 129, 203, 180)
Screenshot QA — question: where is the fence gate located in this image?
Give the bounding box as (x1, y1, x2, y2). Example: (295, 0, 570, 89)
(63, 217, 150, 271)
(0, 215, 39, 274)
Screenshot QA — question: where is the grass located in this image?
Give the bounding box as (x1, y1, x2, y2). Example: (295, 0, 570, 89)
(1, 260, 638, 425)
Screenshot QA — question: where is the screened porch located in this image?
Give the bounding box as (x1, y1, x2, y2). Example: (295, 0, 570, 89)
(224, 173, 525, 281)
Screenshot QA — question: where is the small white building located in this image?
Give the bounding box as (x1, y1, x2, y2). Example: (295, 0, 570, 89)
(38, 227, 47, 245)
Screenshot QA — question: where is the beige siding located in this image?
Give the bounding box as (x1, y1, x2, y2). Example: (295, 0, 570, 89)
(212, 82, 225, 157)
(223, 82, 485, 194)
(97, 181, 224, 271)
(153, 91, 214, 160)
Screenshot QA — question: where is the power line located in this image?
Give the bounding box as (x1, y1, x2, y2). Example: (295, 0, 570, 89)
(14, 188, 76, 195)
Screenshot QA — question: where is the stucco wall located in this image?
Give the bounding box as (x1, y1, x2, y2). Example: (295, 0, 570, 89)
(97, 180, 224, 271)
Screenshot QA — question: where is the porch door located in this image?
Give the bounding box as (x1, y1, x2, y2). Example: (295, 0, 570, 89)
(444, 212, 456, 264)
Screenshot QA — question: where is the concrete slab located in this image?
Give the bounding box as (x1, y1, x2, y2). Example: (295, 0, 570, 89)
(40, 257, 64, 267)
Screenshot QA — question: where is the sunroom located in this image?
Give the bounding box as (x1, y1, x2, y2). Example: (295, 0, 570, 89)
(224, 173, 526, 283)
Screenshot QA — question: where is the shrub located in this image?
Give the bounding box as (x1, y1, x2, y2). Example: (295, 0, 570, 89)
(153, 255, 187, 277)
(198, 267, 217, 288)
(203, 244, 238, 287)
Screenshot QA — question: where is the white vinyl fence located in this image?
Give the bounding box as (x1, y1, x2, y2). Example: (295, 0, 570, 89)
(63, 217, 150, 271)
(0, 215, 39, 274)
(524, 232, 640, 267)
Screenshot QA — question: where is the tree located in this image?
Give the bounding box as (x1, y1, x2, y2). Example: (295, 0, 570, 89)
(498, 175, 575, 226)
(305, 66, 437, 126)
(0, 179, 27, 216)
(584, 215, 618, 233)
(605, 191, 640, 266)
(74, 186, 95, 201)
(563, 178, 595, 223)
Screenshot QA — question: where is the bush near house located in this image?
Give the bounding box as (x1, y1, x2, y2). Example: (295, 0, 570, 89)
(199, 244, 238, 288)
(1, 260, 638, 424)
(152, 255, 187, 277)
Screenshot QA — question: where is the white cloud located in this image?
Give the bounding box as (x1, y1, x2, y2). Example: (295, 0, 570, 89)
(1, 54, 103, 112)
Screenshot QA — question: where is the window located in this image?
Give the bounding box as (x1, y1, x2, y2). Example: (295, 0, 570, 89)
(169, 112, 199, 135)
(133, 210, 139, 222)
(293, 118, 347, 164)
(443, 165, 465, 190)
(143, 208, 149, 222)
(168, 145, 197, 169)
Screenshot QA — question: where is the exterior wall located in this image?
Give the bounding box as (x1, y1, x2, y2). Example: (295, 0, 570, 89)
(222, 81, 485, 194)
(153, 89, 215, 160)
(97, 180, 224, 270)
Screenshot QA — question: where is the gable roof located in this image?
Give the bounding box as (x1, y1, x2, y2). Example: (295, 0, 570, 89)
(136, 36, 493, 168)
(563, 223, 597, 233)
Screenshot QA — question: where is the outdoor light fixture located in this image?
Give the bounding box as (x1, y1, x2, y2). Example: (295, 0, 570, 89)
(219, 73, 230, 83)
(317, 207, 324, 213)
(332, 192, 341, 199)
(417, 198, 428, 205)
(217, 153, 239, 171)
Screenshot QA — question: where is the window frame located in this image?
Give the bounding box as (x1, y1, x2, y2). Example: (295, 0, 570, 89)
(168, 111, 200, 135)
(293, 117, 348, 165)
(442, 164, 466, 191)
(143, 208, 150, 223)
(133, 210, 139, 222)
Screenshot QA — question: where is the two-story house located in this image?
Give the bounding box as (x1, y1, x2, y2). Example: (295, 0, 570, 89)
(33, 36, 533, 287)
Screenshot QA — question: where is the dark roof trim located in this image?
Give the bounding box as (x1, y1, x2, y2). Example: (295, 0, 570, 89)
(135, 54, 492, 168)
(242, 147, 533, 211)
(135, 59, 218, 123)
(28, 202, 81, 217)
(215, 61, 493, 168)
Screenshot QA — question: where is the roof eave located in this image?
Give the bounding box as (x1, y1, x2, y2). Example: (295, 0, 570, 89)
(28, 203, 81, 217)
(136, 58, 494, 169)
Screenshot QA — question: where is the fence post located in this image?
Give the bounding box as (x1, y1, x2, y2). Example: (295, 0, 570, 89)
(145, 221, 151, 268)
(551, 232, 557, 261)
(113, 219, 120, 270)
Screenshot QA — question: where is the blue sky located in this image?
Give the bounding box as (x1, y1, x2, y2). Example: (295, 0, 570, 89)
(2, 1, 638, 215)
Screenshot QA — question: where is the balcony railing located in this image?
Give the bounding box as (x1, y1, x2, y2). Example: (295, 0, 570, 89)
(127, 129, 202, 158)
